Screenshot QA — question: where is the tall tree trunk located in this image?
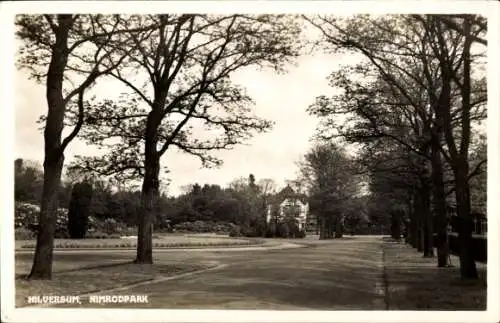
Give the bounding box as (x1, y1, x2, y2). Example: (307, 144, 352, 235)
(409, 193, 418, 247)
(456, 18, 478, 279)
(404, 192, 413, 244)
(319, 216, 325, 239)
(28, 15, 73, 279)
(414, 193, 424, 252)
(434, 16, 477, 279)
(391, 211, 401, 241)
(136, 158, 159, 264)
(327, 215, 334, 239)
(29, 157, 64, 279)
(431, 134, 449, 266)
(422, 180, 434, 257)
(417, 220, 424, 252)
(455, 161, 478, 278)
(325, 216, 330, 239)
(334, 214, 342, 238)
(136, 111, 161, 264)
(409, 215, 417, 247)
(330, 216, 335, 238)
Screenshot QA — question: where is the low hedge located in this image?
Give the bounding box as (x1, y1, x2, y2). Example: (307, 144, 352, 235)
(20, 239, 258, 249)
(15, 228, 34, 240)
(173, 221, 239, 234)
(433, 233, 487, 263)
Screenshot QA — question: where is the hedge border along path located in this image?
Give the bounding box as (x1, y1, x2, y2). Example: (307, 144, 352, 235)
(19, 239, 264, 250)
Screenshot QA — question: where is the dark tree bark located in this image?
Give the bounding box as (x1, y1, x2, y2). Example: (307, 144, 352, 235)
(319, 217, 326, 239)
(28, 15, 73, 279)
(29, 157, 64, 279)
(326, 215, 334, 239)
(135, 109, 162, 264)
(20, 14, 134, 279)
(421, 180, 434, 257)
(432, 16, 478, 279)
(431, 134, 449, 266)
(334, 213, 343, 238)
(455, 163, 478, 278)
(413, 191, 424, 252)
(390, 211, 401, 241)
(417, 219, 424, 252)
(454, 19, 478, 280)
(408, 193, 418, 247)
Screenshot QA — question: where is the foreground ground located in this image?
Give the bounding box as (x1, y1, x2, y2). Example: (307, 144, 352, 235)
(15, 236, 486, 310)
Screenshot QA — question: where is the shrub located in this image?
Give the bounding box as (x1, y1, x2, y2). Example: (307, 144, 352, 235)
(15, 202, 70, 238)
(87, 231, 109, 239)
(123, 227, 137, 236)
(173, 221, 238, 234)
(55, 228, 69, 239)
(15, 228, 34, 240)
(15, 202, 40, 229)
(90, 217, 127, 235)
(67, 182, 93, 239)
(229, 226, 243, 237)
(102, 218, 119, 234)
(241, 226, 260, 238)
(276, 222, 290, 238)
(271, 217, 306, 239)
(265, 223, 277, 237)
(295, 230, 306, 239)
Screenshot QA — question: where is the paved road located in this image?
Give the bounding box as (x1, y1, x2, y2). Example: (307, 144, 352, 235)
(17, 236, 387, 310)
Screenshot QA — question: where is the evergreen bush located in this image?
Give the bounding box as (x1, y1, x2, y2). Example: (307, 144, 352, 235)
(67, 182, 93, 239)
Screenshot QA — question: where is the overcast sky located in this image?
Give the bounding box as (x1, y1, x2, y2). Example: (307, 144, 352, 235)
(15, 39, 360, 196)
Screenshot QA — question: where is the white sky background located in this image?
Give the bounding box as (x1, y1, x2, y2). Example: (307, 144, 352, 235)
(14, 29, 359, 196)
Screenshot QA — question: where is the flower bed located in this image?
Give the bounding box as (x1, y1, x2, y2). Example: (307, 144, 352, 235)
(19, 236, 260, 249)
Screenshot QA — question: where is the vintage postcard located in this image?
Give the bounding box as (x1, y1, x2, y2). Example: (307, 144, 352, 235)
(1, 1, 499, 322)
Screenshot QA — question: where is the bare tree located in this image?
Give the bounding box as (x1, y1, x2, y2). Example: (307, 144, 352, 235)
(16, 14, 155, 279)
(69, 14, 302, 263)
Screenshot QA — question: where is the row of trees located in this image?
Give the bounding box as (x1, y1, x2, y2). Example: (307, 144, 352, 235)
(305, 14, 487, 279)
(17, 14, 302, 279)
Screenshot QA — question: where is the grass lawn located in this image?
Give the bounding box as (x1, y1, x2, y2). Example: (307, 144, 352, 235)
(15, 257, 218, 308)
(15, 234, 254, 307)
(383, 238, 487, 310)
(51, 237, 387, 310)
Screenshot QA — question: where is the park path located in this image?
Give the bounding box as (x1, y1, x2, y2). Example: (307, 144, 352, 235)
(17, 236, 487, 310)
(72, 236, 387, 310)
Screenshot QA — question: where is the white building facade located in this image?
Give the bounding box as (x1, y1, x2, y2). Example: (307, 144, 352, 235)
(266, 186, 309, 231)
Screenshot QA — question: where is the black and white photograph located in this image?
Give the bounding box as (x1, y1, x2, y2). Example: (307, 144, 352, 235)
(1, 1, 499, 322)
